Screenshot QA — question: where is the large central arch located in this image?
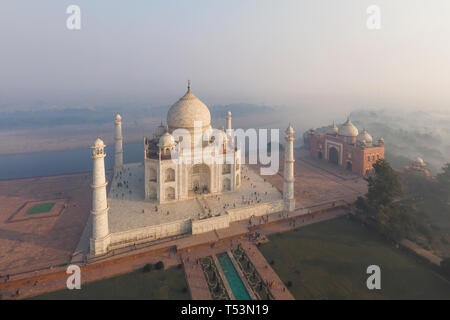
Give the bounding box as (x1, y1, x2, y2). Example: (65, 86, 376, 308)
(188, 164, 211, 195)
(329, 147, 339, 165)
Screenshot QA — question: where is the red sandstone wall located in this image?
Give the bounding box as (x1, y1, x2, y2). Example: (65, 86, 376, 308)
(309, 133, 385, 176)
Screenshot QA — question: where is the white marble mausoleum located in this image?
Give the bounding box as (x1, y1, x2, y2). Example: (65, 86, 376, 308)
(88, 83, 296, 256)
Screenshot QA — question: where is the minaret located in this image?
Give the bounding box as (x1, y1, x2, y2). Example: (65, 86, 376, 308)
(283, 124, 296, 212)
(114, 114, 123, 172)
(226, 111, 234, 148)
(90, 137, 110, 256)
(226, 111, 232, 131)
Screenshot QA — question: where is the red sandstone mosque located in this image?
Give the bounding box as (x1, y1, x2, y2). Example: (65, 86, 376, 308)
(306, 119, 385, 176)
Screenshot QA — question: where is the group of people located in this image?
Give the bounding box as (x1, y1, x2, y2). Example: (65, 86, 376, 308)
(114, 168, 134, 199)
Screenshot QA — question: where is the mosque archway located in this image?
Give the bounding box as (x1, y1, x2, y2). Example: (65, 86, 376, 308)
(346, 161, 352, 171)
(148, 168, 157, 182)
(318, 151, 323, 160)
(329, 147, 339, 165)
(165, 168, 175, 182)
(189, 164, 211, 195)
(222, 178, 231, 192)
(165, 187, 175, 200)
(222, 164, 231, 174)
(148, 186, 157, 200)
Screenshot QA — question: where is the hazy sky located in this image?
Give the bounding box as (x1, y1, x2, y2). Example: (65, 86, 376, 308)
(1, 0, 450, 113)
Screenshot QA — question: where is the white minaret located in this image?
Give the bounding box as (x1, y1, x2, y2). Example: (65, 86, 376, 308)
(90, 137, 110, 256)
(283, 124, 296, 212)
(114, 114, 123, 172)
(226, 111, 232, 131)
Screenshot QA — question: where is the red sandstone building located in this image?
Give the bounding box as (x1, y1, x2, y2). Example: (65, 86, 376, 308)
(306, 119, 385, 176)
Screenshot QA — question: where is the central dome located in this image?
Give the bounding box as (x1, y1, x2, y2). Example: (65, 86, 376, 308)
(339, 118, 359, 137)
(167, 83, 211, 130)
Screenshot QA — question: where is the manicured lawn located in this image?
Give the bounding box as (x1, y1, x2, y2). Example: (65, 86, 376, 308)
(31, 266, 190, 300)
(26, 202, 55, 215)
(259, 217, 450, 300)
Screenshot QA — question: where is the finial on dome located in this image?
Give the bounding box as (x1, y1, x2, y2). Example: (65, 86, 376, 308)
(187, 80, 191, 92)
(164, 125, 169, 133)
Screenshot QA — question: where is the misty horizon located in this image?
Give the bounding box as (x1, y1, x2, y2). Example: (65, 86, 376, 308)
(1, 0, 450, 114)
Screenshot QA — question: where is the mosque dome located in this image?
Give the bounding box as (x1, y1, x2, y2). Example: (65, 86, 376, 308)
(339, 119, 359, 137)
(326, 122, 339, 135)
(413, 157, 426, 167)
(357, 129, 373, 144)
(158, 126, 176, 148)
(167, 82, 211, 130)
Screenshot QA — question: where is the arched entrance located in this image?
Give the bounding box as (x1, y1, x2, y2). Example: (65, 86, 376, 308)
(148, 168, 157, 182)
(222, 178, 231, 192)
(165, 187, 175, 200)
(148, 186, 157, 200)
(189, 164, 211, 195)
(328, 147, 339, 165)
(318, 151, 323, 160)
(346, 161, 352, 171)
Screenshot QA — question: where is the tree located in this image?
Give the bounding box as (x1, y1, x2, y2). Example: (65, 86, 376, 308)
(441, 257, 450, 277)
(436, 163, 450, 206)
(403, 172, 434, 200)
(356, 159, 415, 241)
(142, 263, 153, 273)
(373, 203, 417, 242)
(365, 159, 402, 210)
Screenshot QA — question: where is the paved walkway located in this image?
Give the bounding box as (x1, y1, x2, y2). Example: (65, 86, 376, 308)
(237, 239, 294, 300)
(401, 239, 443, 266)
(256, 209, 348, 236)
(180, 253, 211, 300)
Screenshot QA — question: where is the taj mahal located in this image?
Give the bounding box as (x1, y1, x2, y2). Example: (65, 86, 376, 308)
(86, 83, 296, 257)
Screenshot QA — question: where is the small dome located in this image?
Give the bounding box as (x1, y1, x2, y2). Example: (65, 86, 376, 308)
(167, 83, 211, 130)
(339, 118, 359, 137)
(93, 137, 105, 148)
(158, 126, 176, 148)
(286, 124, 295, 135)
(357, 129, 373, 144)
(326, 122, 339, 135)
(115, 114, 122, 121)
(414, 157, 426, 167)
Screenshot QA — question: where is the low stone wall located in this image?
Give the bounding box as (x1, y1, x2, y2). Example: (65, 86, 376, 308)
(192, 215, 230, 235)
(109, 218, 192, 250)
(108, 200, 284, 251)
(228, 200, 284, 222)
